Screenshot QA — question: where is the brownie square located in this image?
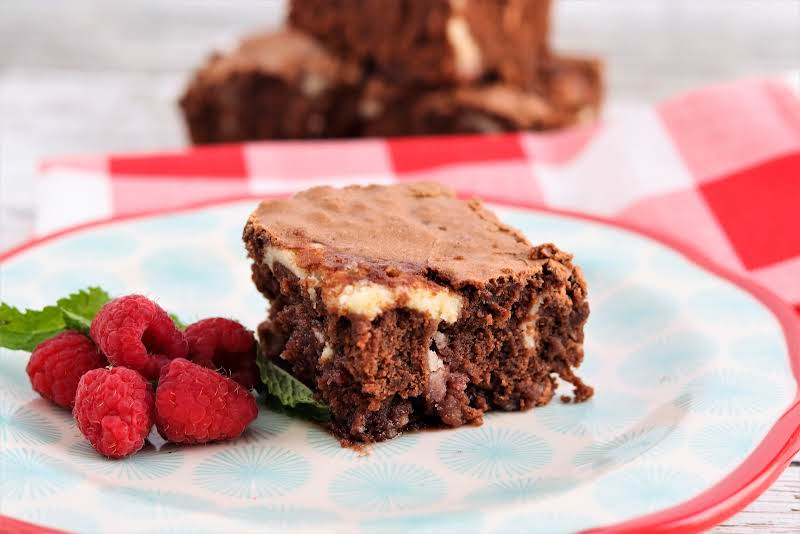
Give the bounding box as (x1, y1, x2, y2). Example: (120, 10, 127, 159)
(289, 0, 552, 88)
(361, 54, 604, 137)
(244, 183, 592, 442)
(181, 30, 602, 144)
(180, 30, 362, 143)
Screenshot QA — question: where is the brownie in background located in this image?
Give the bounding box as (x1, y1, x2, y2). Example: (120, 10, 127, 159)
(180, 0, 604, 143)
(181, 30, 362, 143)
(361, 55, 603, 136)
(289, 0, 552, 88)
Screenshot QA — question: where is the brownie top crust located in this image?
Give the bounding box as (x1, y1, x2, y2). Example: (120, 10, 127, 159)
(244, 183, 561, 305)
(194, 30, 360, 89)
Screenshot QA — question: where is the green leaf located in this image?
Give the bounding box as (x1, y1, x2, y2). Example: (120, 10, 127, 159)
(56, 287, 111, 333)
(256, 346, 330, 421)
(0, 303, 66, 351)
(260, 393, 331, 423)
(1, 285, 190, 353)
(1, 286, 110, 351)
(169, 313, 186, 330)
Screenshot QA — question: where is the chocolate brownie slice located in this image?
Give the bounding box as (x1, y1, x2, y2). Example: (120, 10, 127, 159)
(244, 183, 592, 442)
(289, 0, 552, 88)
(180, 30, 362, 143)
(181, 30, 602, 144)
(361, 55, 603, 136)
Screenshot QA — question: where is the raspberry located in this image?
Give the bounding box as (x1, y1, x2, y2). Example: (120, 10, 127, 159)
(185, 318, 258, 389)
(155, 358, 257, 444)
(73, 367, 154, 459)
(26, 331, 107, 408)
(90, 295, 188, 380)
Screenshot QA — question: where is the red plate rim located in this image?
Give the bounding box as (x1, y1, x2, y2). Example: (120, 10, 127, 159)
(1, 193, 798, 534)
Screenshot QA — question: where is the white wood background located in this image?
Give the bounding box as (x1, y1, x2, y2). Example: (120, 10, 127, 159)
(0, 1, 798, 532)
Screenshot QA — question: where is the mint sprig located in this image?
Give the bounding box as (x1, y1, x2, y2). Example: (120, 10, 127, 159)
(256, 347, 330, 421)
(0, 286, 189, 352)
(0, 303, 69, 351)
(57, 287, 111, 332)
(0, 287, 111, 351)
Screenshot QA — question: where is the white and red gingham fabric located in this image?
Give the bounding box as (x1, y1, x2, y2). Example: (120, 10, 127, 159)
(38, 75, 800, 316)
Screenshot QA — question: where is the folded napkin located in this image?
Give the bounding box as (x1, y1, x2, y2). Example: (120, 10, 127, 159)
(38, 75, 800, 316)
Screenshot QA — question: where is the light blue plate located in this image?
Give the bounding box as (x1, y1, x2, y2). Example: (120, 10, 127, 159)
(0, 201, 796, 534)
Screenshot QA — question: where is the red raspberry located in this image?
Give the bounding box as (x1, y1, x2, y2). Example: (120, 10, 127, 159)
(90, 295, 187, 380)
(185, 318, 258, 389)
(73, 367, 154, 459)
(155, 358, 257, 444)
(26, 331, 107, 408)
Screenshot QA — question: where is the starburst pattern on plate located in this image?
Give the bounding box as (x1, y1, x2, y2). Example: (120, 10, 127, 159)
(595, 464, 707, 515)
(307, 426, 417, 460)
(688, 419, 770, 468)
(361, 510, 484, 534)
(235, 409, 291, 443)
(141, 248, 234, 301)
(491, 509, 597, 534)
(588, 286, 678, 344)
(193, 446, 310, 499)
(0, 397, 61, 445)
(573, 424, 678, 473)
(437, 427, 551, 479)
(329, 463, 445, 511)
(466, 476, 579, 505)
(0, 448, 80, 500)
(229, 505, 339, 526)
(687, 287, 770, 326)
(14, 507, 100, 534)
(674, 368, 792, 416)
(0, 352, 35, 400)
(97, 486, 214, 519)
(535, 391, 645, 437)
(42, 269, 125, 299)
(67, 441, 184, 480)
(51, 230, 139, 259)
(618, 329, 712, 387)
(729, 333, 791, 376)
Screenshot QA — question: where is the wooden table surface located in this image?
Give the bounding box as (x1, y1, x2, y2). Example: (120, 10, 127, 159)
(1, 1, 798, 532)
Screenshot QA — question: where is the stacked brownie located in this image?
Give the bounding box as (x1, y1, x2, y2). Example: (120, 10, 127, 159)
(244, 183, 592, 442)
(181, 0, 603, 142)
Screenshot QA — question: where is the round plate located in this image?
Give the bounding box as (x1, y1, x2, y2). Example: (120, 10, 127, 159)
(1, 199, 798, 534)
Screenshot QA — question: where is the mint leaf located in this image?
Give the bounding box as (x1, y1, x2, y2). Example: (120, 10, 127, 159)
(260, 393, 331, 423)
(169, 313, 186, 330)
(1, 285, 110, 351)
(1, 286, 191, 353)
(0, 303, 67, 351)
(56, 287, 111, 333)
(256, 347, 330, 421)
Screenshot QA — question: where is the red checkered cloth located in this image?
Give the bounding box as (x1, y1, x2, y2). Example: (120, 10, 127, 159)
(38, 75, 800, 315)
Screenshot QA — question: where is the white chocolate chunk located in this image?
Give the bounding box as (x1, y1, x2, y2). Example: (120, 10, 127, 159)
(312, 328, 325, 343)
(335, 281, 462, 322)
(263, 246, 307, 279)
(358, 98, 383, 118)
(427, 349, 444, 373)
(446, 16, 483, 81)
(521, 297, 541, 349)
(320, 343, 334, 363)
(335, 281, 395, 320)
(301, 73, 328, 97)
(433, 331, 448, 350)
(264, 246, 462, 322)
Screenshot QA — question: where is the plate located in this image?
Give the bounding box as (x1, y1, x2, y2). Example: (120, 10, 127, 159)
(1, 199, 798, 534)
